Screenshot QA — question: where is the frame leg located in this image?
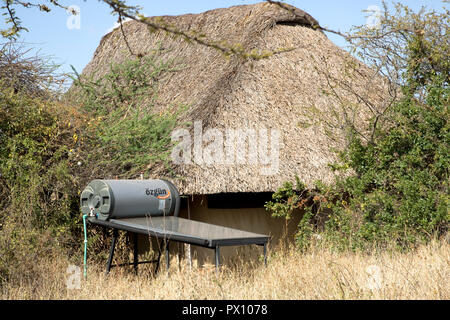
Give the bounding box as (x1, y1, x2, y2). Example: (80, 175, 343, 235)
(133, 233, 138, 274)
(215, 245, 221, 273)
(106, 229, 118, 274)
(178, 243, 181, 271)
(154, 241, 164, 274)
(165, 239, 170, 272)
(263, 243, 268, 267)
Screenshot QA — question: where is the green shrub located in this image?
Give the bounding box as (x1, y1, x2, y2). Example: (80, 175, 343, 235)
(0, 81, 84, 283)
(267, 75, 449, 252)
(266, 4, 449, 252)
(70, 48, 187, 178)
(0, 43, 187, 285)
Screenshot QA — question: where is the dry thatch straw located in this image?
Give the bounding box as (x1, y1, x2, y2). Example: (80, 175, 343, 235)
(80, 1, 389, 195)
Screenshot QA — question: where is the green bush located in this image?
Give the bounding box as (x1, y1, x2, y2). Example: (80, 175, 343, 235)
(266, 4, 449, 251)
(267, 80, 449, 252)
(0, 44, 187, 285)
(0, 82, 83, 283)
(71, 48, 187, 178)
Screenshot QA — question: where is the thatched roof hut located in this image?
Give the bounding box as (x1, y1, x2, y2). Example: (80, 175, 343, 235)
(81, 1, 384, 196)
(80, 1, 390, 265)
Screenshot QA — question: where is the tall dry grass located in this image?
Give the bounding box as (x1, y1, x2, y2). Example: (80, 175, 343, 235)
(1, 241, 448, 300)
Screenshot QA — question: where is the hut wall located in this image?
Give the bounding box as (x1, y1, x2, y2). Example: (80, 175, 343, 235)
(179, 195, 303, 267)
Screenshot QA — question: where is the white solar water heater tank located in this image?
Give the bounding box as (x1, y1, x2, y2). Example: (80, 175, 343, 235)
(80, 179, 180, 221)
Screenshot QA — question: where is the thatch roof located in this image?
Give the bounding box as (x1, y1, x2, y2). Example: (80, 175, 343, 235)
(80, 1, 387, 195)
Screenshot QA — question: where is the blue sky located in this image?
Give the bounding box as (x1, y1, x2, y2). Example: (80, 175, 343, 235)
(2, 0, 446, 77)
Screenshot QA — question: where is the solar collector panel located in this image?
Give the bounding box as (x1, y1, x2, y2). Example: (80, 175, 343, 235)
(89, 216, 269, 248)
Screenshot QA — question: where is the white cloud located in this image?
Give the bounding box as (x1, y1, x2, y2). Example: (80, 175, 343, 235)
(105, 13, 147, 35)
(106, 17, 132, 34)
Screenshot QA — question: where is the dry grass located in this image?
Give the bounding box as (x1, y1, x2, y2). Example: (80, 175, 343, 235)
(1, 241, 448, 300)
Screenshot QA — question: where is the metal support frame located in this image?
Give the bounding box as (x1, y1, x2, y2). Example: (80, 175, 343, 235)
(215, 245, 221, 273)
(263, 243, 267, 267)
(165, 239, 170, 272)
(133, 233, 138, 274)
(103, 227, 268, 276)
(154, 241, 164, 274)
(106, 229, 118, 274)
(106, 230, 165, 275)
